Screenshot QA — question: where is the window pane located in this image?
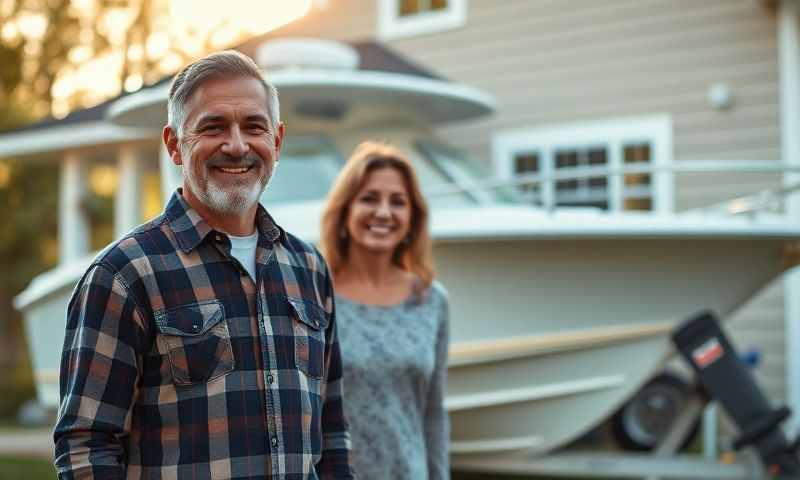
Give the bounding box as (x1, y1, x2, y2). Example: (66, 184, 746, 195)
(587, 148, 607, 188)
(515, 152, 539, 173)
(399, 0, 420, 16)
(624, 143, 651, 187)
(555, 150, 578, 190)
(624, 197, 652, 211)
(513, 152, 540, 200)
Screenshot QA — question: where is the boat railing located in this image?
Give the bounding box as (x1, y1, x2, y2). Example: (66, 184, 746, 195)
(424, 160, 800, 219)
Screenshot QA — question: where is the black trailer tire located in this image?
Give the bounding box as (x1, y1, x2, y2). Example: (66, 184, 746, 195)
(611, 372, 700, 451)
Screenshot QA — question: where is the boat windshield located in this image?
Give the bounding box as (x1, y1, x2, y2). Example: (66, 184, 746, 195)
(261, 136, 343, 204)
(415, 140, 523, 206)
(261, 135, 523, 206)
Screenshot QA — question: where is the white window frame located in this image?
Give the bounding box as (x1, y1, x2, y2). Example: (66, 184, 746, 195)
(492, 114, 675, 214)
(377, 0, 467, 40)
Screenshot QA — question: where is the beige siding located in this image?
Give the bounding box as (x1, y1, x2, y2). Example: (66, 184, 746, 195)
(252, 1, 788, 401)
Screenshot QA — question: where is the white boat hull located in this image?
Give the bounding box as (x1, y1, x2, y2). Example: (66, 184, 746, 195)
(438, 234, 787, 455)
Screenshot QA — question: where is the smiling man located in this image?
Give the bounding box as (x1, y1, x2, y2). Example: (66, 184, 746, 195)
(54, 51, 354, 479)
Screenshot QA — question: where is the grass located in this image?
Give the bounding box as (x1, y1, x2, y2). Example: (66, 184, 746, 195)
(0, 456, 54, 479)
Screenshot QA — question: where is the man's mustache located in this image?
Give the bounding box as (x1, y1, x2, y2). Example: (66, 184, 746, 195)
(205, 152, 263, 169)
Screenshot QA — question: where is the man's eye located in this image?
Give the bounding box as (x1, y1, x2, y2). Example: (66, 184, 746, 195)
(201, 125, 221, 133)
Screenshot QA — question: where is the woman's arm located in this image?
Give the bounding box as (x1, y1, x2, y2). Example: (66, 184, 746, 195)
(425, 289, 450, 480)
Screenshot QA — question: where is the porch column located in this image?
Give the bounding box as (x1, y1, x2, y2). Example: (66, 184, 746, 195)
(780, 0, 800, 432)
(59, 151, 90, 264)
(114, 146, 142, 237)
(159, 143, 183, 204)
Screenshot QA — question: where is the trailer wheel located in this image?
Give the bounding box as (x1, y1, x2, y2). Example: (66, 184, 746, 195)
(611, 372, 700, 451)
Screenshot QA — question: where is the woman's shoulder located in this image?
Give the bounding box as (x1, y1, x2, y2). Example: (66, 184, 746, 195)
(419, 278, 449, 312)
(429, 279, 448, 299)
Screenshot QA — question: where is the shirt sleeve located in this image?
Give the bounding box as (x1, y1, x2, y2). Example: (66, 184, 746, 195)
(425, 290, 451, 480)
(315, 255, 356, 479)
(53, 263, 149, 480)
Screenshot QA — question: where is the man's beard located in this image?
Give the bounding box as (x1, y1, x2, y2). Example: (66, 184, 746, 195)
(182, 148, 273, 215)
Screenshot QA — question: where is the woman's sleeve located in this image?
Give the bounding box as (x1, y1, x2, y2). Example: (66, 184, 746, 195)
(425, 289, 450, 479)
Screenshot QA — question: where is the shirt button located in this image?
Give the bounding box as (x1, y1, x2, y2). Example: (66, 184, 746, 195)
(271, 436, 278, 447)
(267, 374, 274, 384)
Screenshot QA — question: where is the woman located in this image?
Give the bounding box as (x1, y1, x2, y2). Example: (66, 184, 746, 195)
(320, 141, 450, 479)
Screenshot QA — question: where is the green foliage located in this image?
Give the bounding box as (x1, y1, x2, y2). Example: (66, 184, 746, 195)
(0, 156, 59, 418)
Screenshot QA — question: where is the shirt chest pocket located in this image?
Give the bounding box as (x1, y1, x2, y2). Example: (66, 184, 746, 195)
(154, 300, 235, 386)
(288, 298, 328, 379)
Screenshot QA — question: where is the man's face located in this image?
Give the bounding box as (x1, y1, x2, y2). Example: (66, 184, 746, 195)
(172, 76, 283, 215)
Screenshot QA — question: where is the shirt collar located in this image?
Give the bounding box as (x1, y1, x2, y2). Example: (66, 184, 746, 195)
(165, 189, 283, 253)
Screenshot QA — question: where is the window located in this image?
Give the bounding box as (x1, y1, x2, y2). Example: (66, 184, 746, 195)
(492, 115, 674, 213)
(377, 0, 467, 40)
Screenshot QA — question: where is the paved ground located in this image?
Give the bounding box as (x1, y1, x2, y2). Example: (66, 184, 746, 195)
(0, 429, 52, 459)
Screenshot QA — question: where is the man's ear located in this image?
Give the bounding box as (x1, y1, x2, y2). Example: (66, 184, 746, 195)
(274, 121, 285, 160)
(162, 126, 183, 166)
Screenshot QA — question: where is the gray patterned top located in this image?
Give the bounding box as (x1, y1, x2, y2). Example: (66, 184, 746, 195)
(336, 281, 450, 480)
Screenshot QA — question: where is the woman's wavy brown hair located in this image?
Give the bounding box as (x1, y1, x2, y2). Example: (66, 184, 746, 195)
(320, 141, 435, 286)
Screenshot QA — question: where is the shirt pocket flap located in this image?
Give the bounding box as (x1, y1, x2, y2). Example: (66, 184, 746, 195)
(288, 298, 328, 331)
(155, 301, 225, 337)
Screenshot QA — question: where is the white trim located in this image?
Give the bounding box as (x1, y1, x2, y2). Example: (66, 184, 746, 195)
(449, 321, 673, 367)
(377, 0, 467, 40)
(0, 121, 153, 158)
(445, 375, 626, 412)
(59, 153, 90, 265)
(779, 0, 800, 434)
(449, 435, 543, 454)
(114, 146, 142, 238)
(492, 114, 674, 213)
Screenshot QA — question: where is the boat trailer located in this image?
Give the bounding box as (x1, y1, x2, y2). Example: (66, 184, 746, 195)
(452, 311, 800, 480)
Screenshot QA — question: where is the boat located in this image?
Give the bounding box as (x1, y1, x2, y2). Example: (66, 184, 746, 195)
(14, 38, 800, 458)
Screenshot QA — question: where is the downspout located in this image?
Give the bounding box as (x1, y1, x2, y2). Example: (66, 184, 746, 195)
(779, 0, 800, 432)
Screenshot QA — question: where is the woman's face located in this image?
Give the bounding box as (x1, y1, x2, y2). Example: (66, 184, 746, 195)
(345, 167, 413, 256)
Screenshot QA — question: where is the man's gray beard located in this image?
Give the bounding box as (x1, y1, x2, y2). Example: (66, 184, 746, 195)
(181, 148, 273, 215)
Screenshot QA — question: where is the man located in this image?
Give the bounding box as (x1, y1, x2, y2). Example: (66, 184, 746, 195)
(54, 50, 354, 479)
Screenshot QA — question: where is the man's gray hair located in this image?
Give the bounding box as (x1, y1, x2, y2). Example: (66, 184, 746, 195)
(167, 50, 280, 137)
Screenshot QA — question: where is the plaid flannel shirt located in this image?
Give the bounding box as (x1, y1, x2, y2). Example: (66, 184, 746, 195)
(54, 190, 354, 479)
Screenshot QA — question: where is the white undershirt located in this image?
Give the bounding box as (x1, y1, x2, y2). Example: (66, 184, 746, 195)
(228, 231, 259, 281)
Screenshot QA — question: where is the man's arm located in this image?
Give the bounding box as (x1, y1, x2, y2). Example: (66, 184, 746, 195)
(315, 257, 355, 479)
(54, 263, 148, 480)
